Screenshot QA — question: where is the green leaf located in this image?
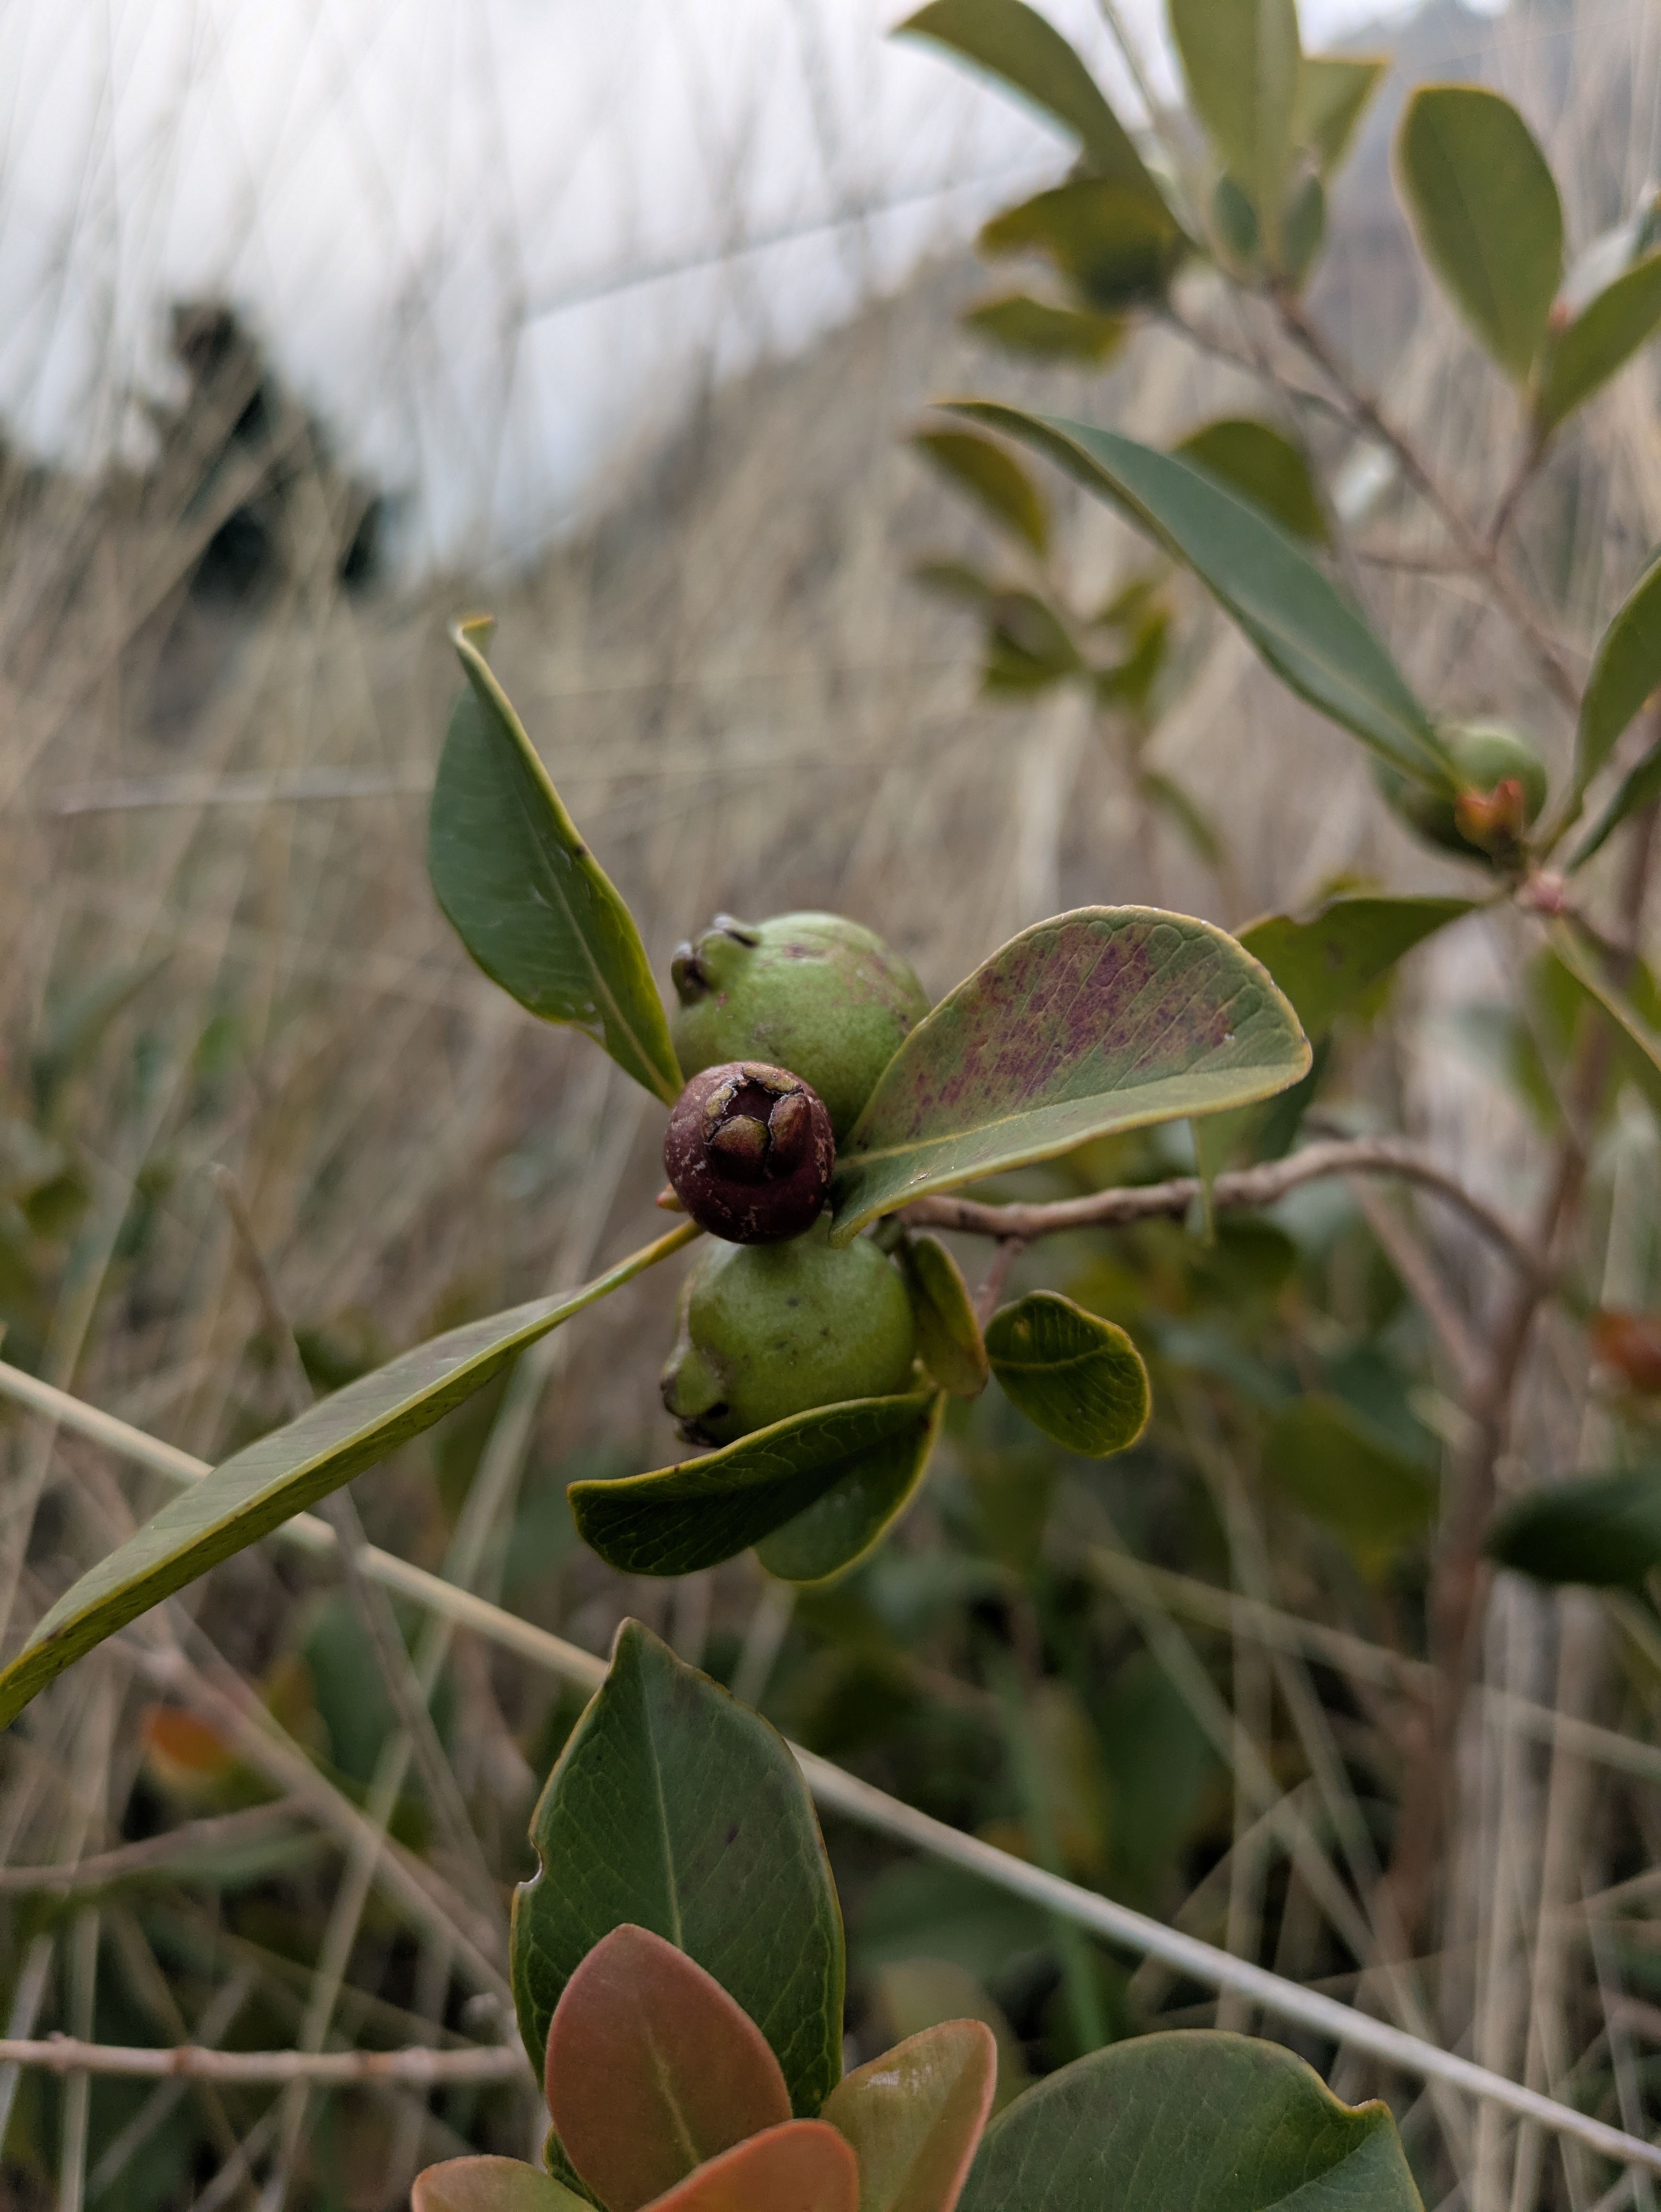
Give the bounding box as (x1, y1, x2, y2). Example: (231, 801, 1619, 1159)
(430, 620, 682, 1103)
(1488, 1468, 1661, 1588)
(868, 1965, 1030, 2116)
(980, 182, 1185, 312)
(0, 1224, 696, 1732)
(1170, 0, 1300, 248)
(1395, 86, 1562, 380)
(900, 1235, 990, 1398)
(1535, 251, 1661, 435)
(1264, 1395, 1437, 1562)
(413, 2159, 591, 2212)
(1174, 418, 1327, 543)
(949, 406, 1452, 785)
(822, 2022, 997, 2212)
(1239, 894, 1476, 1040)
(570, 1394, 940, 1579)
(645, 2124, 857, 2212)
(1296, 54, 1387, 175)
(1572, 737, 1661, 870)
(957, 2031, 1421, 2212)
(982, 592, 1080, 692)
(756, 1395, 946, 1585)
(1573, 552, 1661, 796)
(1549, 925, 1661, 1120)
(985, 1293, 1150, 1457)
(895, 0, 1167, 204)
(510, 1621, 843, 2114)
(544, 1924, 790, 2212)
(913, 430, 1049, 555)
(1279, 171, 1327, 288)
(830, 907, 1308, 1242)
(961, 294, 1125, 363)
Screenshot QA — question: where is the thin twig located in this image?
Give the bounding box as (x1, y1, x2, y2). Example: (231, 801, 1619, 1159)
(0, 2036, 529, 2086)
(974, 1236, 1026, 1323)
(0, 1803, 309, 1896)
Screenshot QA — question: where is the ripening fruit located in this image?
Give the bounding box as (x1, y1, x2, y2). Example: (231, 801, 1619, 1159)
(1375, 721, 1548, 860)
(660, 1217, 917, 1446)
(670, 912, 930, 1137)
(663, 1062, 835, 1245)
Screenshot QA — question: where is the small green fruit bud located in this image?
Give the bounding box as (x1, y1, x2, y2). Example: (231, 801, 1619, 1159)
(669, 911, 930, 1137)
(663, 1062, 834, 1244)
(660, 1216, 916, 1446)
(1374, 721, 1548, 863)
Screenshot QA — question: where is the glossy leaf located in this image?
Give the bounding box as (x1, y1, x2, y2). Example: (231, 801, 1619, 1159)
(961, 294, 1124, 362)
(823, 2022, 997, 2212)
(756, 1394, 946, 1585)
(430, 622, 682, 1102)
(1170, 0, 1300, 244)
(545, 1924, 790, 2212)
(980, 181, 1185, 312)
(913, 430, 1049, 555)
(1239, 894, 1476, 1040)
(1265, 1395, 1436, 1560)
(1296, 54, 1387, 175)
(985, 1293, 1150, 1458)
(830, 907, 1310, 1241)
(647, 2123, 858, 2212)
(895, 0, 1166, 204)
(1487, 1468, 1661, 1588)
(950, 407, 1451, 785)
(869, 1965, 1030, 2117)
(510, 1621, 843, 2116)
(1573, 551, 1661, 795)
(1396, 86, 1562, 380)
(570, 1393, 940, 1579)
(901, 1235, 990, 1398)
(957, 2031, 1421, 2212)
(413, 2159, 590, 2212)
(1535, 251, 1661, 435)
(0, 1225, 695, 1732)
(1174, 418, 1327, 543)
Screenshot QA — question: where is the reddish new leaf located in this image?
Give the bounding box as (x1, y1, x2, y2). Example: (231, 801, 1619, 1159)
(412, 2158, 591, 2212)
(644, 2122, 858, 2212)
(822, 2023, 997, 2212)
(545, 1924, 791, 2212)
(1592, 1310, 1661, 1394)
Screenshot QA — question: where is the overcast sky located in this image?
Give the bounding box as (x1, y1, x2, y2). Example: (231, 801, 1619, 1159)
(0, 0, 1450, 568)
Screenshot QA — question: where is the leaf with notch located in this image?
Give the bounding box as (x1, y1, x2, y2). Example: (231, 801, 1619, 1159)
(1535, 251, 1661, 437)
(430, 620, 681, 1102)
(986, 1293, 1149, 1457)
(1170, 0, 1300, 246)
(822, 2022, 997, 2212)
(949, 406, 1452, 786)
(1488, 1468, 1661, 1589)
(0, 1224, 696, 1732)
(510, 1621, 843, 2114)
(1296, 55, 1387, 175)
(979, 182, 1185, 312)
(1572, 551, 1661, 797)
(913, 429, 1049, 554)
(1174, 418, 1327, 543)
(756, 1394, 945, 1585)
(961, 294, 1124, 362)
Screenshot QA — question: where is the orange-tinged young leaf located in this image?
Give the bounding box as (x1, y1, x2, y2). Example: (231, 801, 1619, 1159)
(141, 1705, 237, 1784)
(412, 2157, 592, 2212)
(1592, 1310, 1661, 1394)
(545, 1925, 791, 2212)
(822, 2022, 997, 2212)
(642, 2122, 858, 2212)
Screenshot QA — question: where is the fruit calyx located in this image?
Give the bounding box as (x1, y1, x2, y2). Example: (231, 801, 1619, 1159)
(663, 1061, 834, 1244)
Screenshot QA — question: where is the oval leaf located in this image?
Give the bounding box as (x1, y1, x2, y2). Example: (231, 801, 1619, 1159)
(647, 2122, 858, 2212)
(1170, 0, 1300, 244)
(1239, 894, 1475, 1040)
(413, 2159, 592, 2212)
(830, 907, 1310, 1242)
(430, 620, 682, 1103)
(913, 430, 1049, 555)
(901, 1236, 991, 1399)
(957, 2031, 1421, 2212)
(822, 2022, 997, 2212)
(510, 1621, 843, 2116)
(960, 294, 1124, 363)
(1487, 1468, 1661, 1588)
(756, 1394, 946, 1585)
(1174, 418, 1327, 543)
(1573, 551, 1661, 795)
(985, 1293, 1149, 1458)
(571, 1394, 939, 1579)
(1296, 55, 1386, 175)
(950, 407, 1451, 785)
(1535, 251, 1661, 436)
(1396, 85, 1562, 380)
(1265, 1395, 1437, 1560)
(979, 181, 1184, 311)
(546, 1925, 790, 2212)
(0, 1225, 695, 1732)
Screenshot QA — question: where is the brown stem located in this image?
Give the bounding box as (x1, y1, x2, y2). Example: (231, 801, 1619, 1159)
(974, 1237, 1027, 1324)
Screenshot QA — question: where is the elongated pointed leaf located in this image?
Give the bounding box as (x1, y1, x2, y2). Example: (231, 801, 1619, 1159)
(985, 1294, 1149, 1457)
(1174, 418, 1327, 543)
(950, 407, 1451, 784)
(413, 2159, 591, 2212)
(1296, 55, 1386, 175)
(756, 1394, 946, 1585)
(1488, 1468, 1661, 1588)
(895, 0, 1165, 205)
(901, 1237, 990, 1399)
(546, 1925, 790, 2212)
(571, 1394, 938, 1579)
(958, 2032, 1420, 2212)
(830, 907, 1309, 1242)
(1170, 0, 1300, 244)
(648, 2123, 858, 2212)
(1572, 737, 1661, 870)
(823, 2022, 997, 2212)
(1396, 86, 1562, 380)
(0, 1226, 696, 1732)
(961, 294, 1124, 363)
(1550, 926, 1661, 1120)
(1240, 894, 1476, 1039)
(914, 429, 1049, 555)
(1536, 252, 1661, 435)
(510, 1622, 843, 2115)
(430, 620, 682, 1102)
(980, 181, 1185, 311)
(1573, 553, 1661, 794)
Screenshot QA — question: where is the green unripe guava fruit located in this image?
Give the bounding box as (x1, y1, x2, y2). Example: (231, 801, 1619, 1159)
(670, 912, 930, 1138)
(1374, 721, 1548, 860)
(660, 1216, 917, 1446)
